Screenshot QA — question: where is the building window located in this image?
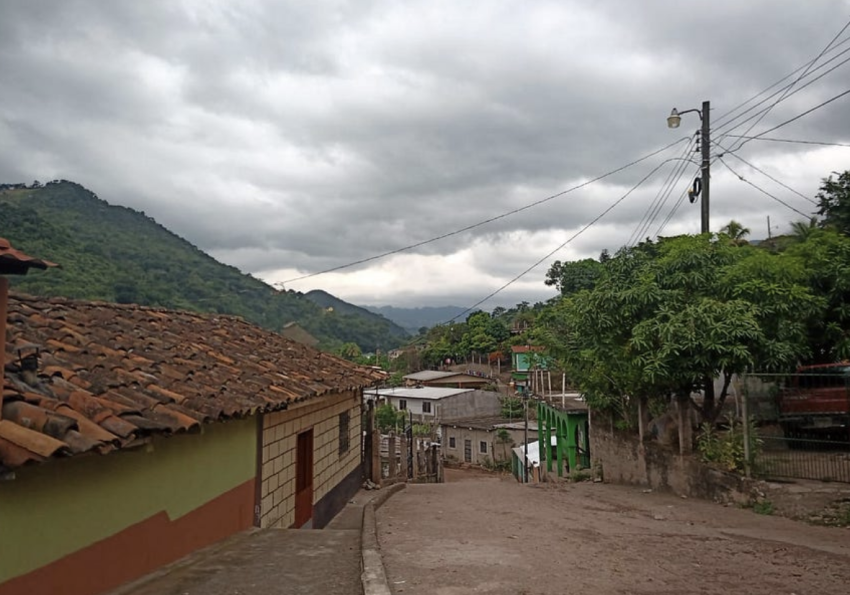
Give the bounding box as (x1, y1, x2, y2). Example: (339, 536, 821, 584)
(422, 401, 432, 413)
(339, 411, 350, 455)
(398, 399, 407, 410)
(449, 436, 456, 449)
(479, 441, 488, 454)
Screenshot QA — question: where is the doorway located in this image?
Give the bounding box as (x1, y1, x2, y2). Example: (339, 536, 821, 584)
(294, 429, 314, 528)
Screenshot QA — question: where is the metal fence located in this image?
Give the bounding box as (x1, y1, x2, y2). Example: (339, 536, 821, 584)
(741, 371, 850, 483)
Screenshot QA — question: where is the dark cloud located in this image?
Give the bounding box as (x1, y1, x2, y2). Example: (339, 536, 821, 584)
(2, 0, 849, 308)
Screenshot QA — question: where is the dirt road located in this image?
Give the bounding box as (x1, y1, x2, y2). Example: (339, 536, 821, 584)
(376, 469, 850, 595)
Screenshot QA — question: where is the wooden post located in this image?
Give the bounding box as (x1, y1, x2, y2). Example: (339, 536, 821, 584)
(387, 433, 397, 479)
(371, 423, 381, 485)
(400, 435, 409, 479)
(676, 394, 692, 455)
(637, 396, 649, 443)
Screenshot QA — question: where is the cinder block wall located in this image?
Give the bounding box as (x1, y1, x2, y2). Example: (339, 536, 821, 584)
(259, 390, 361, 528)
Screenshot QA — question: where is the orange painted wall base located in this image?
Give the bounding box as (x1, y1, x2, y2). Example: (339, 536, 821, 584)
(0, 479, 254, 595)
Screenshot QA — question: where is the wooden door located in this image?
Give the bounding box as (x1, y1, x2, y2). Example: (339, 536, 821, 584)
(295, 429, 314, 528)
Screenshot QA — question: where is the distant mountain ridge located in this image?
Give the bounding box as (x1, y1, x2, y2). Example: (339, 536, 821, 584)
(0, 180, 406, 351)
(304, 290, 409, 342)
(363, 304, 468, 333)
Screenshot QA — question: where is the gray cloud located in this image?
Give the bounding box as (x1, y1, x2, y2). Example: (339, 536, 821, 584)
(2, 0, 849, 308)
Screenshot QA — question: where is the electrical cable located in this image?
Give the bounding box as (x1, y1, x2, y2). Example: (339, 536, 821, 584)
(626, 137, 697, 246)
(632, 145, 698, 246)
(712, 139, 817, 204)
(654, 184, 692, 237)
(714, 44, 850, 142)
(740, 87, 850, 143)
(446, 159, 674, 322)
(713, 34, 850, 134)
(721, 135, 850, 148)
(726, 18, 850, 153)
(279, 137, 690, 285)
(712, 33, 850, 129)
(717, 157, 811, 218)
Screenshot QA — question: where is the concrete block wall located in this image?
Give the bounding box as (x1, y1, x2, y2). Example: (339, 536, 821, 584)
(258, 390, 361, 528)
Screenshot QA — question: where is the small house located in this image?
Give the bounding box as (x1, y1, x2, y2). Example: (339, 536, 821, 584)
(0, 291, 381, 595)
(441, 416, 538, 465)
(403, 370, 490, 389)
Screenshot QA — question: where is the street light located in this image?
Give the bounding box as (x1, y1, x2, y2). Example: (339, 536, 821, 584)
(667, 100, 711, 234)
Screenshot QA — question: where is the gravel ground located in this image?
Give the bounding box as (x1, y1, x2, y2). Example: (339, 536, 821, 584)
(376, 469, 850, 595)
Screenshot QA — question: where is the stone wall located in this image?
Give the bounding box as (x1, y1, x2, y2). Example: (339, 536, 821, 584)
(259, 390, 362, 528)
(589, 410, 760, 505)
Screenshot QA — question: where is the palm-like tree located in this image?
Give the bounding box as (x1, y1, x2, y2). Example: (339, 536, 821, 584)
(720, 220, 751, 245)
(789, 217, 819, 242)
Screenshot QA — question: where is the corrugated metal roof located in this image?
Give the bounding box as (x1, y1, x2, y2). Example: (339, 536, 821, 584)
(0, 237, 58, 275)
(1, 294, 383, 472)
(364, 386, 474, 401)
(403, 370, 457, 381)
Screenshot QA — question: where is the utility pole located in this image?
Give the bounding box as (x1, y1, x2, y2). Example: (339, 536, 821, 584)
(668, 100, 711, 233)
(700, 100, 711, 234)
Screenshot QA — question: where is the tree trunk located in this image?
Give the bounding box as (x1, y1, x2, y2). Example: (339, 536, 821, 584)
(676, 393, 693, 455)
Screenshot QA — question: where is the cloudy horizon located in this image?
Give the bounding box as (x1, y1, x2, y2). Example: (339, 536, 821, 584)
(2, 1, 849, 309)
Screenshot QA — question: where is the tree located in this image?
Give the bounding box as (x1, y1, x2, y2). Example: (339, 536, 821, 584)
(720, 220, 750, 246)
(789, 218, 819, 243)
(816, 170, 850, 236)
(338, 342, 362, 361)
(376, 403, 406, 433)
(543, 235, 819, 425)
(495, 428, 514, 461)
(545, 258, 604, 296)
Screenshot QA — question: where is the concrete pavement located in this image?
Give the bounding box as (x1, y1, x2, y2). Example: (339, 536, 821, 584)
(106, 485, 402, 595)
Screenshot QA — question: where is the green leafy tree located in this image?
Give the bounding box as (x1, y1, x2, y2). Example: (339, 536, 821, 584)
(816, 170, 850, 236)
(545, 258, 604, 296)
(376, 403, 406, 433)
(543, 235, 819, 424)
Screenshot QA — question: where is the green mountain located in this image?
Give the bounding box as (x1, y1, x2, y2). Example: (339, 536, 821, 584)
(0, 180, 406, 352)
(304, 290, 409, 345)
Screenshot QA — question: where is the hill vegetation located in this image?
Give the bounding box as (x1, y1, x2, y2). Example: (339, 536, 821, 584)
(0, 180, 407, 352)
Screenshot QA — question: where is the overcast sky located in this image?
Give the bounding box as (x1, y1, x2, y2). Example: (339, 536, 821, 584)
(2, 1, 849, 308)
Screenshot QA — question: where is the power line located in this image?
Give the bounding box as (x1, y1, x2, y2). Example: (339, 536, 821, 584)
(712, 33, 850, 129)
(712, 140, 817, 204)
(279, 137, 690, 285)
(627, 137, 698, 246)
(447, 159, 673, 322)
(717, 157, 811, 219)
(727, 18, 850, 153)
(722, 134, 850, 148)
(744, 87, 850, 142)
(654, 184, 692, 237)
(714, 43, 850, 141)
(713, 34, 850, 134)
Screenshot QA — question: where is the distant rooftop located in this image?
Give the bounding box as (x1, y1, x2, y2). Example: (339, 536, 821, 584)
(364, 386, 474, 401)
(404, 370, 459, 381)
(442, 415, 539, 432)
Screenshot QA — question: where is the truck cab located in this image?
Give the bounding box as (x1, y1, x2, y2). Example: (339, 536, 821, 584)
(778, 363, 850, 441)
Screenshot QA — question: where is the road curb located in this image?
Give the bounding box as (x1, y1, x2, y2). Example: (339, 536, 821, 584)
(361, 483, 406, 595)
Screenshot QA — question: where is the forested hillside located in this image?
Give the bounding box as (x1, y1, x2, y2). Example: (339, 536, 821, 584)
(304, 290, 408, 341)
(0, 180, 406, 351)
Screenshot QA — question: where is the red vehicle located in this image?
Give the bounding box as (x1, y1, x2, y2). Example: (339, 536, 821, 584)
(778, 363, 850, 441)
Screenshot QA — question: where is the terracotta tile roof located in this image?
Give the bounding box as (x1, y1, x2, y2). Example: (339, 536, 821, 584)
(0, 237, 58, 275)
(511, 345, 545, 353)
(1, 294, 383, 472)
